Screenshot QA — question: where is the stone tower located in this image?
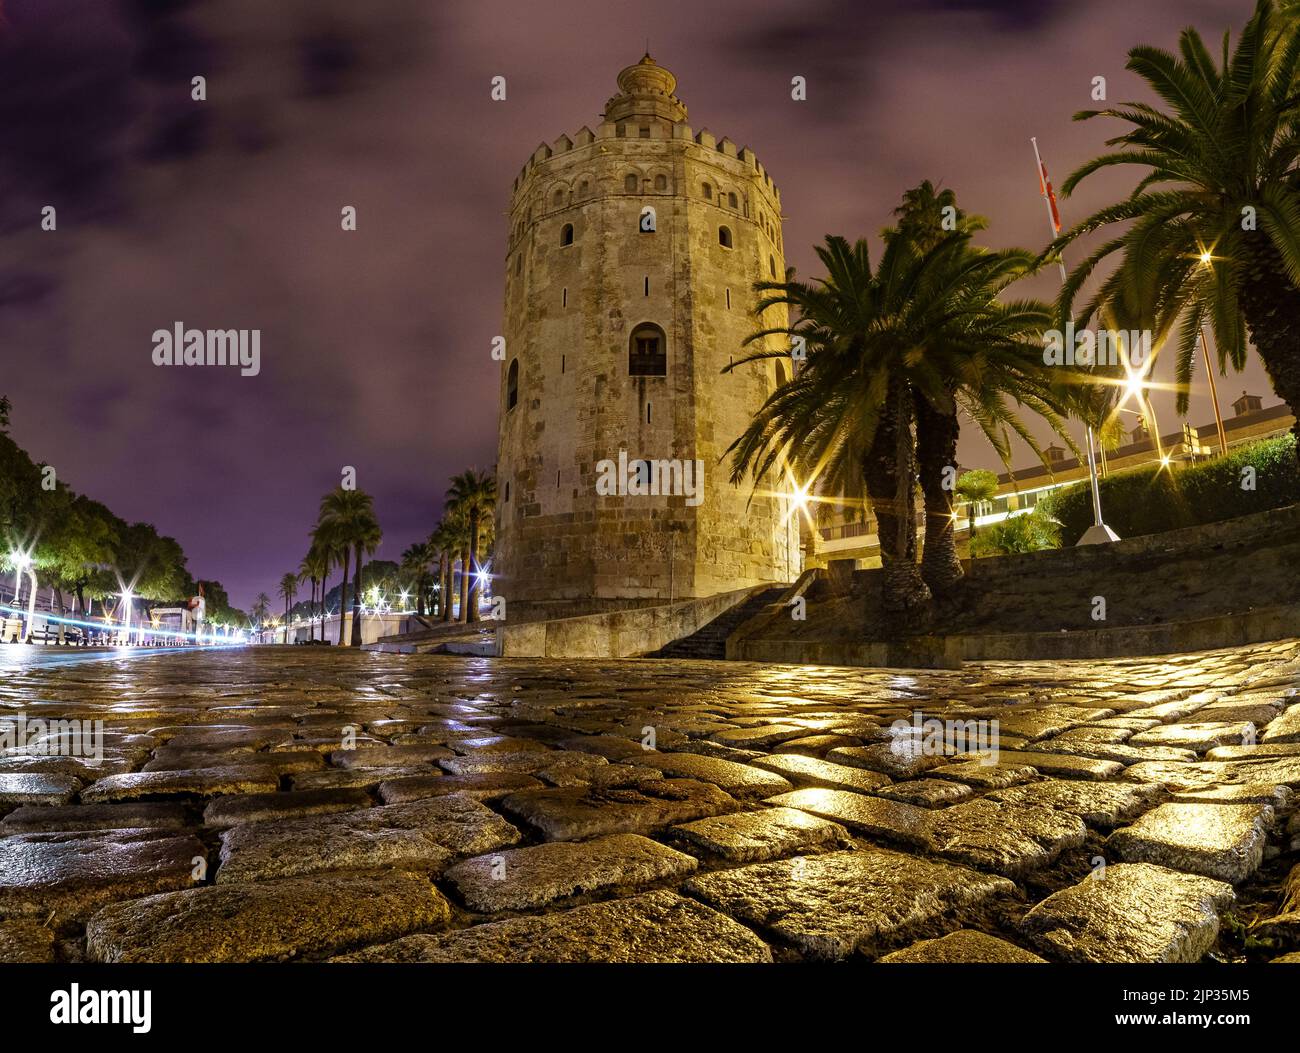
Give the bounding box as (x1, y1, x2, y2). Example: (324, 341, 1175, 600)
(494, 55, 797, 617)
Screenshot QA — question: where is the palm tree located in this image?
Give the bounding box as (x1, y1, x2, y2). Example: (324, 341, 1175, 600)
(299, 544, 328, 642)
(888, 183, 1078, 592)
(729, 228, 1080, 618)
(445, 470, 496, 622)
(439, 509, 469, 622)
(318, 487, 383, 646)
(1051, 0, 1300, 457)
(400, 541, 434, 616)
(277, 573, 297, 636)
(309, 522, 343, 645)
(252, 592, 271, 637)
(955, 469, 1000, 543)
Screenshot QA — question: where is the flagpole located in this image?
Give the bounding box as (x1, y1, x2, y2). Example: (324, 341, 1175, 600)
(1031, 137, 1118, 545)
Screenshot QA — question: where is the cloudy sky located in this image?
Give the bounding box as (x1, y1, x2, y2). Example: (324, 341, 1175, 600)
(0, 0, 1264, 609)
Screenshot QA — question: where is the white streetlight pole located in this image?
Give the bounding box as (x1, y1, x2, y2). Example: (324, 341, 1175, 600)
(1031, 137, 1119, 545)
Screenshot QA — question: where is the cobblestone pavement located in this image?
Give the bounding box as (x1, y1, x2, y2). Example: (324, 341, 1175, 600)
(2, 642, 1300, 963)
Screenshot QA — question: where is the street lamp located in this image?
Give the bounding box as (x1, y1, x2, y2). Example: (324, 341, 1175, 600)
(1196, 248, 1229, 455)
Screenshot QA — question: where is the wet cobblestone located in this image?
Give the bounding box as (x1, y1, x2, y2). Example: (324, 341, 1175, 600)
(2, 642, 1300, 962)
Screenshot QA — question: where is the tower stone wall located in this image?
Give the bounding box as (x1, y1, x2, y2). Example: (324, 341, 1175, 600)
(494, 56, 797, 614)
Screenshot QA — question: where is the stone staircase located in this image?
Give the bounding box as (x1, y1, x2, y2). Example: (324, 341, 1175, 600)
(650, 587, 786, 660)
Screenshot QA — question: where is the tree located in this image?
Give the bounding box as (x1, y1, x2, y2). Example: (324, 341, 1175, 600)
(1052, 0, 1300, 459)
(317, 487, 382, 646)
(886, 183, 1080, 593)
(955, 469, 1001, 543)
(445, 470, 496, 623)
(438, 509, 468, 622)
(252, 593, 271, 630)
(400, 541, 434, 616)
(278, 573, 297, 632)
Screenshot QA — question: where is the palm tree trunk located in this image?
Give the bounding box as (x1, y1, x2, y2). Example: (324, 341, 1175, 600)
(441, 551, 453, 622)
(54, 586, 66, 644)
(915, 395, 963, 594)
(466, 512, 482, 622)
(862, 374, 931, 620)
(350, 548, 364, 647)
(458, 547, 470, 622)
(336, 549, 350, 645)
(1237, 237, 1300, 464)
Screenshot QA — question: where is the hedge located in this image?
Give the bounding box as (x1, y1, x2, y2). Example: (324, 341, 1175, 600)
(1039, 434, 1300, 546)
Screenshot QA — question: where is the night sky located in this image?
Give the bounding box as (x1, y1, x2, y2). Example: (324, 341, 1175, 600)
(0, 0, 1265, 610)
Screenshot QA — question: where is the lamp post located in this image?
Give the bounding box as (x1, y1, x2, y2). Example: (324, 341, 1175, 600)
(1197, 251, 1230, 455)
(1030, 137, 1119, 545)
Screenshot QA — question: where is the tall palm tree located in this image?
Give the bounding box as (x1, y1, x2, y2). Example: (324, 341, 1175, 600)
(888, 183, 1079, 591)
(317, 487, 382, 646)
(299, 543, 328, 642)
(1051, 0, 1300, 457)
(309, 522, 343, 645)
(252, 592, 271, 634)
(439, 509, 469, 622)
(445, 470, 496, 622)
(400, 541, 434, 616)
(277, 573, 297, 634)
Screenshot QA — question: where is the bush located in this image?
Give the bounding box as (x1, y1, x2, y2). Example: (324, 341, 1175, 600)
(969, 509, 1061, 556)
(1040, 434, 1300, 545)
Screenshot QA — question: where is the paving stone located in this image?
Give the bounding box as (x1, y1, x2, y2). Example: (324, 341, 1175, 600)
(217, 796, 521, 883)
(444, 833, 697, 911)
(630, 752, 791, 798)
(670, 806, 851, 862)
(872, 778, 974, 808)
(826, 743, 945, 779)
(765, 788, 929, 847)
(1020, 863, 1234, 962)
(446, 735, 552, 755)
(1262, 704, 1300, 744)
(684, 848, 1015, 961)
(86, 870, 450, 962)
(1208, 743, 1300, 760)
(922, 799, 1087, 877)
(0, 773, 81, 806)
(751, 753, 892, 794)
(290, 766, 427, 791)
(0, 830, 204, 925)
(535, 762, 662, 789)
(377, 772, 544, 803)
(1172, 784, 1292, 810)
(558, 735, 649, 761)
(329, 744, 454, 768)
(143, 749, 325, 775)
(985, 779, 1160, 830)
(1035, 741, 1199, 765)
(202, 788, 372, 828)
(333, 889, 772, 963)
(1108, 802, 1273, 884)
(930, 760, 1038, 789)
(980, 750, 1123, 780)
(670, 740, 764, 763)
(0, 801, 190, 835)
(499, 779, 738, 841)
(0, 919, 57, 962)
(80, 767, 279, 803)
(1125, 756, 1300, 791)
(774, 734, 864, 756)
(877, 929, 1046, 963)
(440, 749, 603, 776)
(708, 724, 808, 749)
(1129, 722, 1256, 753)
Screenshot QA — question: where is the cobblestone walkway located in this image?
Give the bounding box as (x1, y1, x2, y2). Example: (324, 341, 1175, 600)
(2, 643, 1300, 963)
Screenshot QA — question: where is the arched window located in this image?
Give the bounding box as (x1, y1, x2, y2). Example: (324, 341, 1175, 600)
(702, 182, 713, 200)
(624, 173, 638, 192)
(504, 481, 510, 502)
(769, 255, 776, 278)
(553, 188, 565, 207)
(775, 360, 788, 388)
(654, 174, 668, 191)
(718, 226, 733, 248)
(579, 180, 589, 196)
(728, 191, 738, 209)
(560, 223, 574, 246)
(629, 323, 667, 377)
(506, 359, 519, 410)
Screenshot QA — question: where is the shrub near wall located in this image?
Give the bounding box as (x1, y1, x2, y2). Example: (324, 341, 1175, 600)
(1041, 435, 1300, 545)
